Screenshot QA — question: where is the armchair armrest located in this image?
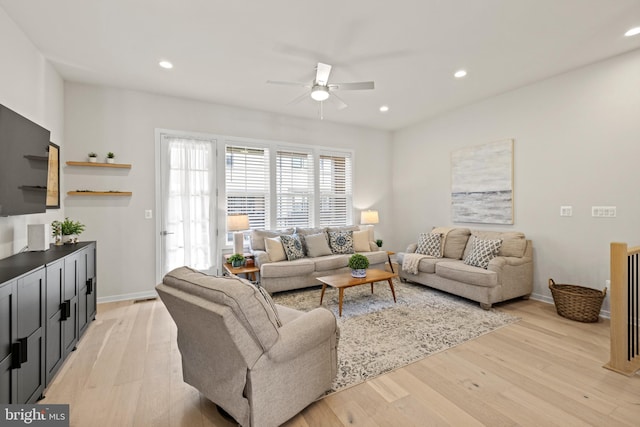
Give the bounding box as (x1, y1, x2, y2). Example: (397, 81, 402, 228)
(266, 307, 337, 363)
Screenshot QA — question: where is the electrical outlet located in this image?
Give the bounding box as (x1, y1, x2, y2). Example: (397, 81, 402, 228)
(145, 209, 152, 219)
(605, 279, 610, 288)
(592, 206, 616, 217)
(560, 206, 572, 217)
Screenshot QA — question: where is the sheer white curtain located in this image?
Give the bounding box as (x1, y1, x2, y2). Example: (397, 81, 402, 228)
(163, 137, 216, 273)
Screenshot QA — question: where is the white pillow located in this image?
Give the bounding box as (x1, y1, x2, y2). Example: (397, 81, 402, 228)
(305, 233, 333, 258)
(264, 237, 286, 262)
(353, 230, 371, 252)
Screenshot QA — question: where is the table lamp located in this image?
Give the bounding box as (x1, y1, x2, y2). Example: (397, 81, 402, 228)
(360, 210, 379, 243)
(227, 214, 250, 255)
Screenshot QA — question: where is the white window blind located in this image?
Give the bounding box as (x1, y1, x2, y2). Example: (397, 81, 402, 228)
(225, 145, 270, 239)
(276, 149, 314, 228)
(319, 152, 352, 227)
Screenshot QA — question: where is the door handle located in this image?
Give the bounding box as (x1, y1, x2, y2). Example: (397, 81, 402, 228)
(86, 278, 94, 295)
(61, 299, 71, 320)
(11, 337, 28, 369)
(160, 231, 175, 236)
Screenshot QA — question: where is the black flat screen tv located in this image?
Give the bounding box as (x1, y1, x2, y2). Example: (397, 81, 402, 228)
(0, 103, 51, 216)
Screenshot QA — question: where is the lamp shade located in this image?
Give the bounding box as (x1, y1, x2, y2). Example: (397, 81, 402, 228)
(360, 210, 379, 225)
(227, 214, 249, 231)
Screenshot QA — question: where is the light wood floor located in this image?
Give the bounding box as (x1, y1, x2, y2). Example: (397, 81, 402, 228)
(41, 296, 640, 426)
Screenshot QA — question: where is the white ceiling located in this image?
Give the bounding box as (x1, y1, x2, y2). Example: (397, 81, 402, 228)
(2, 0, 640, 131)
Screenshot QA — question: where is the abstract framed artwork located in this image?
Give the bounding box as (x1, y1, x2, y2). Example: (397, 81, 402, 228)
(451, 139, 514, 224)
(46, 142, 60, 208)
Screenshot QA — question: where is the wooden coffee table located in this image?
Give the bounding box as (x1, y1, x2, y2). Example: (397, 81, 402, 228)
(317, 269, 398, 316)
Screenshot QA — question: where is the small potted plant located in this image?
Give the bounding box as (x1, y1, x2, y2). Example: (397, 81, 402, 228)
(348, 254, 370, 278)
(228, 253, 245, 268)
(106, 152, 115, 164)
(376, 239, 383, 248)
(88, 152, 98, 163)
(53, 217, 85, 244)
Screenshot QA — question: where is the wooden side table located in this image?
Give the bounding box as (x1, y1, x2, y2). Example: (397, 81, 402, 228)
(223, 263, 259, 282)
(386, 251, 396, 273)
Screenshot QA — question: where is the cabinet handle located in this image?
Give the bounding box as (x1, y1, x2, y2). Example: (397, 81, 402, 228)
(11, 338, 28, 369)
(86, 278, 93, 295)
(61, 299, 71, 320)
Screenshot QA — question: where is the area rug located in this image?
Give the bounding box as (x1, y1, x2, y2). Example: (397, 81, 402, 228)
(272, 279, 519, 393)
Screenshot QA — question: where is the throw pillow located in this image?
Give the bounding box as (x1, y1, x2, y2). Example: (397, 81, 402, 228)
(264, 237, 287, 262)
(305, 233, 333, 258)
(280, 234, 305, 261)
(353, 229, 371, 252)
(464, 237, 503, 269)
(327, 230, 354, 254)
(416, 232, 442, 257)
(255, 284, 282, 327)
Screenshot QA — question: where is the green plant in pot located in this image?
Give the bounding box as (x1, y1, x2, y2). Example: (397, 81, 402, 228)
(348, 253, 370, 278)
(375, 239, 383, 248)
(106, 152, 115, 164)
(228, 253, 245, 268)
(52, 217, 85, 244)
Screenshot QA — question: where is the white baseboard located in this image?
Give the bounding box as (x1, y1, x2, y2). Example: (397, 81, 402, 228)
(97, 290, 158, 304)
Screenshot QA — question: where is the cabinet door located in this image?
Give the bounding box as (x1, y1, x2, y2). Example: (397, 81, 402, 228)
(86, 243, 97, 322)
(79, 244, 97, 336)
(0, 281, 17, 404)
(78, 248, 88, 334)
(63, 256, 78, 356)
(45, 260, 64, 385)
(16, 269, 46, 403)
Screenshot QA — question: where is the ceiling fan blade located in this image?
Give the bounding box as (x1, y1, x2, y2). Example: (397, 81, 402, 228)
(267, 80, 310, 88)
(329, 81, 375, 91)
(328, 93, 348, 110)
(315, 63, 332, 85)
(286, 91, 310, 106)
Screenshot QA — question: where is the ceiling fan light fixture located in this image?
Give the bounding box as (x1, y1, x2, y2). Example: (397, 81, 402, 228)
(454, 69, 467, 78)
(310, 85, 330, 101)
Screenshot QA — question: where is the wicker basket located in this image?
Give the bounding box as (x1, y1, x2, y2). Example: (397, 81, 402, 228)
(548, 278, 607, 323)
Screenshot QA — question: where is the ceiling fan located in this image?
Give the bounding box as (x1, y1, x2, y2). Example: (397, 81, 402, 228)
(267, 62, 374, 111)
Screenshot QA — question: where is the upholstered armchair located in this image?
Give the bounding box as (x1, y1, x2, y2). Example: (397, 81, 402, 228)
(156, 266, 338, 427)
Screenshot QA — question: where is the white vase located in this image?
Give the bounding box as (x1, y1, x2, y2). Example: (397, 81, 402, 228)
(351, 269, 367, 278)
(106, 158, 115, 164)
(88, 157, 97, 163)
(62, 234, 76, 244)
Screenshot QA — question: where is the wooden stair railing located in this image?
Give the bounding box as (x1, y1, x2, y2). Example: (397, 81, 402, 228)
(604, 242, 640, 376)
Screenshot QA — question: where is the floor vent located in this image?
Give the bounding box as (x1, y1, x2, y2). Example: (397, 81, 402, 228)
(133, 297, 157, 304)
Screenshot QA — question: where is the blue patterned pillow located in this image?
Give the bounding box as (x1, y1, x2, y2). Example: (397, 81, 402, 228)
(280, 234, 305, 261)
(464, 237, 502, 269)
(327, 230, 354, 254)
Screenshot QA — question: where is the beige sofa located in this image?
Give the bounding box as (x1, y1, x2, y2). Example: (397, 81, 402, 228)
(249, 226, 388, 294)
(157, 266, 338, 427)
(397, 228, 533, 309)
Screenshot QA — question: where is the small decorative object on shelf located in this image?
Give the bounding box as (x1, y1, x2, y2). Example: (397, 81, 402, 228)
(228, 253, 245, 268)
(51, 217, 85, 244)
(106, 152, 115, 164)
(88, 152, 97, 163)
(348, 253, 370, 278)
(376, 239, 383, 248)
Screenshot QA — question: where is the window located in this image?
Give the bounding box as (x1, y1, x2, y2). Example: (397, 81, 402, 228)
(224, 139, 353, 236)
(225, 145, 270, 238)
(276, 149, 314, 228)
(319, 152, 352, 227)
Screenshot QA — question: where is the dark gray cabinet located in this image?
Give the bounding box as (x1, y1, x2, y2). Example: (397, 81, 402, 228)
(0, 241, 96, 404)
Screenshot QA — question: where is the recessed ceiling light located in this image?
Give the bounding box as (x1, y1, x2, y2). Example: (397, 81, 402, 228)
(454, 70, 467, 78)
(379, 105, 389, 113)
(625, 27, 640, 37)
(159, 60, 173, 69)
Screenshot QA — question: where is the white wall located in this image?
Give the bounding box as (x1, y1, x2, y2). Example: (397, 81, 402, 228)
(391, 48, 640, 311)
(64, 83, 393, 301)
(0, 7, 64, 259)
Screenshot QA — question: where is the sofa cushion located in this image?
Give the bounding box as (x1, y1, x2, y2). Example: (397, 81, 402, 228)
(464, 237, 502, 269)
(463, 230, 527, 258)
(280, 234, 305, 261)
(265, 237, 287, 262)
(294, 227, 325, 255)
(250, 229, 293, 251)
(442, 228, 471, 259)
(328, 230, 355, 254)
(314, 254, 349, 272)
(416, 232, 442, 257)
(260, 258, 316, 278)
(305, 233, 333, 257)
(359, 250, 389, 266)
(435, 261, 499, 288)
(353, 230, 371, 252)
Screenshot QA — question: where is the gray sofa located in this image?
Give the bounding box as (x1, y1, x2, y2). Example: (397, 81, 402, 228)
(397, 228, 533, 309)
(157, 266, 338, 427)
(249, 226, 388, 294)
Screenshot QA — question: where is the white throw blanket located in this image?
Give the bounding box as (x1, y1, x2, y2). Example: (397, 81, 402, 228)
(402, 253, 431, 275)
